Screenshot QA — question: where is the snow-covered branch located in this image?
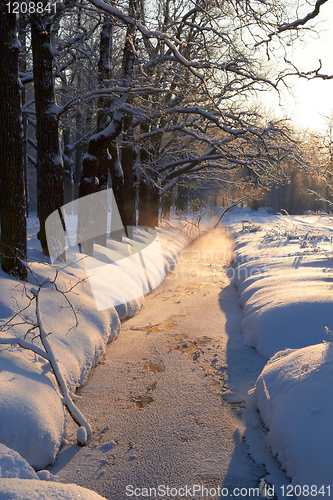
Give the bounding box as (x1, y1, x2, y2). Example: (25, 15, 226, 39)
(87, 0, 205, 80)
(0, 336, 49, 360)
(278, 0, 329, 32)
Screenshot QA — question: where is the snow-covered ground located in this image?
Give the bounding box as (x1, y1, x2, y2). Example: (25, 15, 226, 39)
(223, 208, 333, 494)
(0, 444, 108, 499)
(0, 215, 194, 499)
(1, 208, 333, 498)
(47, 227, 267, 499)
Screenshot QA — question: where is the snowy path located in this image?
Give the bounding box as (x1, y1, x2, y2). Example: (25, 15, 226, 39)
(49, 229, 267, 499)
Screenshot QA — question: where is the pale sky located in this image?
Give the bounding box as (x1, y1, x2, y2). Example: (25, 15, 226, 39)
(263, 0, 333, 133)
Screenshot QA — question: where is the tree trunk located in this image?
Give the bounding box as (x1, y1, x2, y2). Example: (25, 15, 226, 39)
(121, 8, 138, 231)
(63, 127, 73, 206)
(96, 16, 113, 196)
(18, 16, 29, 217)
(94, 18, 113, 247)
(31, 16, 64, 255)
(176, 184, 188, 212)
(138, 119, 153, 228)
(326, 183, 330, 215)
(109, 144, 124, 214)
(162, 191, 172, 220)
(138, 176, 150, 228)
(138, 175, 159, 228)
(74, 110, 82, 200)
(121, 105, 136, 230)
(0, 6, 27, 280)
(149, 184, 160, 228)
(78, 17, 121, 252)
(109, 143, 124, 241)
(94, 149, 109, 248)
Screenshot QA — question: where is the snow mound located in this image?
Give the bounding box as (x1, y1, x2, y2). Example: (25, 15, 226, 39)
(224, 210, 333, 488)
(238, 266, 333, 358)
(0, 478, 107, 499)
(0, 222, 192, 470)
(0, 444, 39, 479)
(255, 342, 333, 487)
(0, 349, 65, 470)
(225, 212, 333, 358)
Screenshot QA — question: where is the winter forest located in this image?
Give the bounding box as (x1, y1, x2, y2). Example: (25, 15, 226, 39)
(1, 0, 333, 499)
(1, 0, 333, 278)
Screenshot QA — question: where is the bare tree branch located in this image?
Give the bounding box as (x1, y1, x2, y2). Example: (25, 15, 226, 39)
(278, 0, 329, 32)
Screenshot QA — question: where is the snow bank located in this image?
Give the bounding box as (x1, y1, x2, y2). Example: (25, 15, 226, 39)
(0, 262, 115, 469)
(0, 444, 39, 479)
(0, 220, 191, 470)
(0, 349, 65, 470)
(255, 343, 333, 489)
(224, 209, 333, 491)
(225, 210, 333, 358)
(238, 265, 333, 359)
(0, 479, 107, 499)
(0, 443, 107, 498)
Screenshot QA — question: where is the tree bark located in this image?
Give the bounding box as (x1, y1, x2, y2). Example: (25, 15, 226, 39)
(96, 17, 113, 196)
(161, 191, 172, 220)
(74, 110, 82, 200)
(121, 0, 139, 230)
(149, 184, 160, 228)
(138, 173, 159, 228)
(176, 184, 188, 212)
(63, 127, 73, 205)
(108, 143, 124, 241)
(78, 17, 125, 252)
(0, 6, 27, 280)
(95, 18, 113, 247)
(138, 176, 150, 228)
(31, 16, 64, 255)
(122, 120, 137, 229)
(18, 16, 29, 217)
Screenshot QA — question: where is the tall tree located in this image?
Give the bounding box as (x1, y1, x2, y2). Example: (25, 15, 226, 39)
(0, 3, 27, 280)
(120, 0, 139, 230)
(31, 14, 64, 255)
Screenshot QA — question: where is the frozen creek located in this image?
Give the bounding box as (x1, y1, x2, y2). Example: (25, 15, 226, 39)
(48, 228, 267, 499)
